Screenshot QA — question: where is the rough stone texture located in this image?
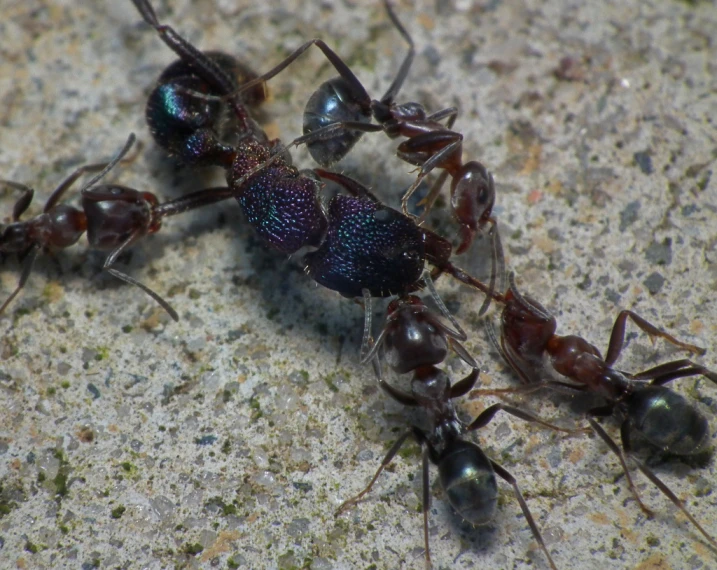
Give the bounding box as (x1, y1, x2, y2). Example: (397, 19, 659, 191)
(1, 1, 716, 569)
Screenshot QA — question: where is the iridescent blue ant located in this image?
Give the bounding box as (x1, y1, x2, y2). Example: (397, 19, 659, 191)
(131, 0, 494, 301)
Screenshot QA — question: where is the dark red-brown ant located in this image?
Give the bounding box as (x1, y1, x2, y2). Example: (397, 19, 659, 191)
(130, 1, 502, 311)
(0, 134, 237, 320)
(470, 272, 717, 548)
(338, 274, 583, 569)
(229, 0, 503, 310)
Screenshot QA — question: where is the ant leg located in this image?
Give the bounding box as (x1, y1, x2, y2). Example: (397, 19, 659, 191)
(419, 441, 432, 569)
(624, 451, 717, 548)
(613, 417, 716, 547)
(425, 106, 458, 126)
(0, 245, 39, 316)
(235, 38, 371, 112)
(449, 368, 479, 399)
(312, 169, 380, 202)
(467, 402, 584, 435)
(360, 288, 374, 363)
(0, 183, 35, 220)
(422, 271, 467, 341)
(102, 231, 179, 322)
(629, 359, 717, 385)
(490, 460, 558, 570)
(359, 289, 386, 380)
(130, 0, 254, 130)
(335, 426, 420, 516)
(14, 188, 34, 220)
(483, 220, 506, 316)
(417, 170, 450, 222)
(604, 310, 705, 366)
(586, 415, 655, 517)
(45, 133, 137, 212)
(289, 122, 383, 150)
(152, 186, 235, 218)
(336, 426, 436, 567)
(398, 133, 463, 216)
(378, 378, 419, 407)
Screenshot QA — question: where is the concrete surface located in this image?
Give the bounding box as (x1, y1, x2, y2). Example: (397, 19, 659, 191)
(1, 0, 716, 569)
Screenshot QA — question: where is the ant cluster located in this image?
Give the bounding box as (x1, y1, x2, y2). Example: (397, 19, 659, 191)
(1, 1, 715, 569)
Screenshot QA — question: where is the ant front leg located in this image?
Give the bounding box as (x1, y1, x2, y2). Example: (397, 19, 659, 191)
(629, 358, 717, 386)
(335, 426, 421, 516)
(44, 133, 138, 212)
(467, 402, 586, 436)
(489, 460, 558, 570)
(586, 413, 655, 517)
(0, 183, 35, 221)
(336, 426, 436, 568)
(0, 245, 40, 316)
(604, 309, 706, 366)
(396, 130, 464, 216)
(101, 231, 179, 323)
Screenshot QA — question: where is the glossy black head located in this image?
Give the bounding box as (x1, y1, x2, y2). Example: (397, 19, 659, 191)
(501, 285, 557, 376)
(382, 296, 450, 374)
(627, 385, 709, 455)
(305, 195, 425, 298)
(302, 77, 373, 167)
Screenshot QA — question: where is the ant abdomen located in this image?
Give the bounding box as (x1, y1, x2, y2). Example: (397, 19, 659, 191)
(627, 386, 709, 455)
(146, 52, 267, 165)
(303, 77, 371, 167)
(438, 439, 498, 525)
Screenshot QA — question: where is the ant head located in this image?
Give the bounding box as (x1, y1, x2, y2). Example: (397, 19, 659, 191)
(501, 284, 557, 361)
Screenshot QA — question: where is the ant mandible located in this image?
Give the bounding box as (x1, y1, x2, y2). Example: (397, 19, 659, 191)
(470, 272, 717, 548)
(0, 134, 237, 320)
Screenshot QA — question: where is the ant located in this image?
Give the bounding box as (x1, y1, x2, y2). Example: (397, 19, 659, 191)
(230, 0, 504, 312)
(469, 272, 717, 548)
(337, 274, 582, 569)
(130, 0, 501, 308)
(0, 133, 237, 321)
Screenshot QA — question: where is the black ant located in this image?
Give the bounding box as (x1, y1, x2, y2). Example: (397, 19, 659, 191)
(230, 0, 503, 312)
(0, 134, 237, 321)
(337, 274, 582, 569)
(129, 0, 501, 308)
(469, 272, 717, 549)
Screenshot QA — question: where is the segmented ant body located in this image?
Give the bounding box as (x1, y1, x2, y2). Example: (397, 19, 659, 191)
(473, 274, 717, 547)
(338, 277, 579, 568)
(228, 0, 503, 312)
(131, 0, 500, 306)
(0, 134, 236, 320)
(235, 1, 497, 254)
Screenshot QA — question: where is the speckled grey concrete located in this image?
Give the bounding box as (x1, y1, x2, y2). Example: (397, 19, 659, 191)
(1, 1, 716, 569)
